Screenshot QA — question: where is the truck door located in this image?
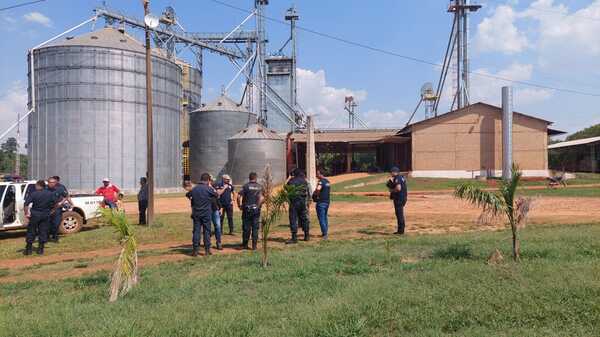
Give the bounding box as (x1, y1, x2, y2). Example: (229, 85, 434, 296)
(0, 185, 6, 226)
(2, 185, 16, 224)
(18, 183, 35, 225)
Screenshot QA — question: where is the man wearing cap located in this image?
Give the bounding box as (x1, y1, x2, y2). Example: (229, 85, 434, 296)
(386, 166, 408, 235)
(95, 178, 120, 209)
(216, 174, 235, 235)
(23, 180, 57, 255)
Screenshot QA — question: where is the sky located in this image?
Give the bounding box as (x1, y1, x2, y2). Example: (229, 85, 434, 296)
(1, 0, 599, 144)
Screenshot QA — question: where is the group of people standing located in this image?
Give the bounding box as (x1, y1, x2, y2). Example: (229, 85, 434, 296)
(183, 168, 333, 257)
(23, 176, 72, 255)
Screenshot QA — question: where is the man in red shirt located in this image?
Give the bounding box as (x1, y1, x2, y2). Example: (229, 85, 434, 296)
(95, 178, 120, 209)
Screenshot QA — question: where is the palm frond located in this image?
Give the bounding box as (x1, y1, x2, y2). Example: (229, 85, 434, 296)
(454, 183, 505, 216)
(514, 196, 532, 229)
(260, 166, 298, 267)
(99, 208, 138, 302)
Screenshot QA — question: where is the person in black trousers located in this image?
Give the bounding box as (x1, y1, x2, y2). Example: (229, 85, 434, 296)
(216, 174, 235, 235)
(236, 172, 264, 250)
(137, 177, 149, 225)
(23, 180, 57, 255)
(190, 173, 217, 256)
(386, 166, 408, 235)
(286, 169, 311, 244)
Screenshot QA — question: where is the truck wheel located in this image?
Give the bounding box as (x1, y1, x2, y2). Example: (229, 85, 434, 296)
(59, 211, 83, 234)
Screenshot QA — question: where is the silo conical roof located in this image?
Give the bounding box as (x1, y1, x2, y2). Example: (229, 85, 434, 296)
(229, 123, 283, 140)
(42, 27, 169, 59)
(195, 95, 248, 113)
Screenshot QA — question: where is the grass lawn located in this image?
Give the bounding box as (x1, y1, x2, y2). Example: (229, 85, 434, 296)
(1, 224, 600, 336)
(519, 187, 600, 198)
(331, 173, 600, 194)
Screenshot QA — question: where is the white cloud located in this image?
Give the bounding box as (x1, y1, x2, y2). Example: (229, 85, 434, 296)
(437, 63, 553, 109)
(475, 5, 528, 54)
(520, 0, 600, 73)
(470, 63, 553, 106)
(23, 12, 52, 27)
(0, 82, 28, 146)
(297, 68, 408, 128)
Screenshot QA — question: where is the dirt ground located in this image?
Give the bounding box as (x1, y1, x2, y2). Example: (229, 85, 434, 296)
(2, 193, 599, 283)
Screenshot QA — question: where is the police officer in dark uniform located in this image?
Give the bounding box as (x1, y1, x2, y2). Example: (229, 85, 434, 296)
(386, 166, 408, 234)
(23, 180, 57, 255)
(236, 172, 264, 250)
(47, 176, 71, 242)
(189, 173, 217, 257)
(216, 174, 235, 235)
(286, 169, 311, 244)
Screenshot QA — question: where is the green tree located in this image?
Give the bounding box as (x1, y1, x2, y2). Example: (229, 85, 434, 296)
(1, 137, 17, 153)
(566, 123, 600, 141)
(454, 165, 532, 261)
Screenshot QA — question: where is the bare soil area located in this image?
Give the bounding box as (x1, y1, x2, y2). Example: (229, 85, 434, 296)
(2, 192, 599, 283)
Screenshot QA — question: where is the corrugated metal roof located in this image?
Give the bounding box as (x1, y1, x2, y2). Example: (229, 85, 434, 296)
(42, 27, 171, 59)
(399, 102, 555, 135)
(196, 95, 248, 113)
(291, 129, 398, 143)
(548, 136, 600, 149)
(230, 123, 284, 140)
(45, 27, 144, 52)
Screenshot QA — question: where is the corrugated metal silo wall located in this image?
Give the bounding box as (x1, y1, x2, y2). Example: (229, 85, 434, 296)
(189, 110, 256, 182)
(227, 138, 286, 185)
(27, 46, 182, 193)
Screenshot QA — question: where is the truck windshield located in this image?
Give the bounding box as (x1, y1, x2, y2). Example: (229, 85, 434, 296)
(0, 186, 6, 199)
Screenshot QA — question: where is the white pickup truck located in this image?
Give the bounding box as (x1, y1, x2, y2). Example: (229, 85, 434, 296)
(0, 181, 104, 234)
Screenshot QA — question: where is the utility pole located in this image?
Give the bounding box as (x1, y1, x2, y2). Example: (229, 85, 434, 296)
(144, 0, 155, 225)
(344, 96, 358, 128)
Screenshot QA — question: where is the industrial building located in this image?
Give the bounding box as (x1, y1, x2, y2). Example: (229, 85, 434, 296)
(292, 103, 563, 178)
(27, 27, 198, 192)
(548, 136, 600, 173)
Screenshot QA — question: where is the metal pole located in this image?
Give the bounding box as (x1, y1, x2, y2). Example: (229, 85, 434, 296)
(502, 86, 513, 180)
(256, 0, 268, 125)
(15, 112, 20, 177)
(463, 0, 470, 106)
(455, 0, 463, 109)
(144, 0, 155, 225)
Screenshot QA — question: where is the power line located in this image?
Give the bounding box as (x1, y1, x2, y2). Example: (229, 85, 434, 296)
(209, 0, 600, 98)
(0, 0, 45, 12)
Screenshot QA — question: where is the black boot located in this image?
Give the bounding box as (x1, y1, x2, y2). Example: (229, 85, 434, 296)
(286, 233, 298, 244)
(23, 243, 33, 256)
(36, 243, 45, 255)
(304, 232, 310, 241)
(205, 248, 212, 256)
(50, 235, 59, 243)
(251, 241, 257, 251)
(191, 247, 199, 257)
(216, 242, 223, 250)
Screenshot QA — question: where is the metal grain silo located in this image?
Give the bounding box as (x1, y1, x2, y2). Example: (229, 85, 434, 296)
(227, 124, 286, 185)
(27, 27, 182, 193)
(189, 95, 256, 182)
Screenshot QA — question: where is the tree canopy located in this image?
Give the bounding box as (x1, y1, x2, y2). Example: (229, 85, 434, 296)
(566, 123, 600, 141)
